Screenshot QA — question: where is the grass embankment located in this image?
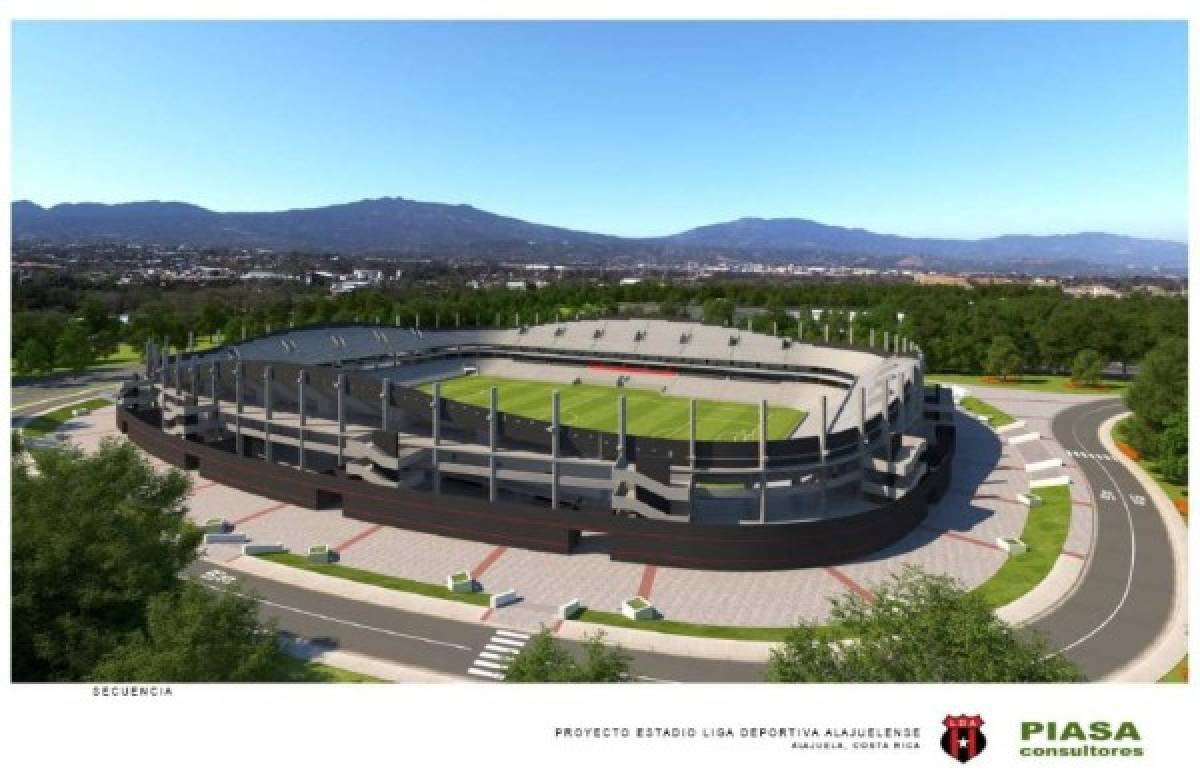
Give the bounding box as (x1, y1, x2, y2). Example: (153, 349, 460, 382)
(277, 654, 386, 683)
(970, 485, 1071, 608)
(1159, 656, 1188, 684)
(20, 399, 112, 437)
(423, 373, 805, 441)
(927, 372, 1126, 395)
(1113, 418, 1188, 521)
(959, 395, 1015, 428)
(573, 608, 802, 641)
(258, 551, 490, 606)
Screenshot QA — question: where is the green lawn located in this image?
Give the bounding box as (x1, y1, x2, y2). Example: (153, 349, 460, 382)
(20, 399, 112, 437)
(927, 372, 1126, 395)
(959, 395, 1016, 428)
(970, 485, 1072, 608)
(423, 374, 806, 441)
(257, 551, 490, 606)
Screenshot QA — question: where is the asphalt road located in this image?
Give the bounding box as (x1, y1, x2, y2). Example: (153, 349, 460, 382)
(11, 364, 135, 425)
(1029, 398, 1177, 679)
(190, 559, 767, 683)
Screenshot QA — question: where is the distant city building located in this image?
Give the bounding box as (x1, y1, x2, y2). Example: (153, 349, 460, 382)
(1064, 284, 1123, 299)
(914, 272, 971, 288)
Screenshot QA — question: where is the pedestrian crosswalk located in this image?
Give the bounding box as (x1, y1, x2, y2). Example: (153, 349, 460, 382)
(1066, 450, 1114, 461)
(467, 629, 531, 681)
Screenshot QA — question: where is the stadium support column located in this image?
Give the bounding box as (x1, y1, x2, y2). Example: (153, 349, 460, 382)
(688, 398, 698, 507)
(145, 339, 154, 378)
(617, 394, 627, 465)
(870, 329, 875, 349)
(488, 386, 498, 503)
(336, 374, 347, 467)
(759, 399, 768, 524)
(432, 382, 442, 494)
(880, 373, 891, 446)
(849, 325, 854, 346)
(210, 363, 220, 431)
(824, 324, 830, 342)
(234, 364, 244, 456)
(884, 331, 890, 353)
(897, 366, 907, 430)
(263, 366, 273, 464)
(858, 385, 867, 453)
(297, 370, 307, 472)
(818, 395, 828, 514)
(380, 378, 392, 431)
(550, 391, 560, 509)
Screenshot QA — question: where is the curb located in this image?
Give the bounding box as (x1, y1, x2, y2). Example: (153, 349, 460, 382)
(1095, 412, 1188, 683)
(554, 619, 774, 663)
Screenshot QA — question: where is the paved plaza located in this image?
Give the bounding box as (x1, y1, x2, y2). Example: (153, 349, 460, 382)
(59, 387, 1104, 627)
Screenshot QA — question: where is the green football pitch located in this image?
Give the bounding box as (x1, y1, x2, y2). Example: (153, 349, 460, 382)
(422, 374, 807, 441)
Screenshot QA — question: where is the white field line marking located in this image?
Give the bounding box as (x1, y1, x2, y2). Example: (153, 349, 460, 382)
(201, 583, 472, 651)
(495, 629, 531, 640)
(1052, 402, 1139, 657)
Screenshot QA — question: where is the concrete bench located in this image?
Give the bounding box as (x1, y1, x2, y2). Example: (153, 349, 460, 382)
(996, 537, 1028, 556)
(242, 542, 286, 556)
(1030, 475, 1071, 488)
(1006, 432, 1040, 445)
(1025, 458, 1063, 473)
(490, 589, 519, 608)
(1016, 493, 1043, 507)
(203, 532, 249, 544)
(558, 598, 583, 619)
(996, 419, 1027, 433)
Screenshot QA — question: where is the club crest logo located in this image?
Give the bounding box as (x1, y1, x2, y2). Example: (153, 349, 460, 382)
(941, 714, 987, 763)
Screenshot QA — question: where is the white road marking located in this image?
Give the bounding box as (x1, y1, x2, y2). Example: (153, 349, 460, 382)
(496, 629, 531, 640)
(200, 582, 471, 651)
(467, 667, 506, 680)
(12, 387, 116, 413)
(483, 643, 520, 655)
(1052, 403, 1140, 658)
(467, 629, 533, 681)
(491, 636, 528, 648)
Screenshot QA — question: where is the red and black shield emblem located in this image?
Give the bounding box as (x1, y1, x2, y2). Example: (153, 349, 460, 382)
(941, 714, 986, 763)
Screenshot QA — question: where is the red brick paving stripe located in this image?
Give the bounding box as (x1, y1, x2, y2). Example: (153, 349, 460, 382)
(1072, 500, 1093, 509)
(550, 619, 564, 633)
(823, 567, 874, 603)
(480, 608, 495, 622)
(192, 481, 218, 493)
(917, 524, 1002, 552)
(334, 524, 385, 554)
(1062, 550, 1087, 560)
(637, 564, 658, 599)
(471, 546, 509, 579)
(231, 502, 289, 526)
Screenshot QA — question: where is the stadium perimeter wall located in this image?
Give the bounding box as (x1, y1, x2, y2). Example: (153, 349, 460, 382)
(117, 406, 953, 570)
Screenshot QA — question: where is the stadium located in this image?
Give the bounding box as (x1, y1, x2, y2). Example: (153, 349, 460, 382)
(116, 319, 956, 570)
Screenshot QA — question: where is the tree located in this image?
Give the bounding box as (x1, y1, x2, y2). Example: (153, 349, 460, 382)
(701, 298, 735, 326)
(14, 337, 54, 376)
(55, 321, 95, 372)
(504, 629, 633, 682)
(1126, 337, 1187, 432)
(12, 439, 198, 680)
(984, 335, 1022, 381)
(1155, 409, 1188, 485)
(91, 583, 291, 682)
(1070, 349, 1104, 386)
(766, 567, 1083, 682)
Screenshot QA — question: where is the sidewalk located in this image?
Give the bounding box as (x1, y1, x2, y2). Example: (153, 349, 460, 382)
(1095, 413, 1188, 683)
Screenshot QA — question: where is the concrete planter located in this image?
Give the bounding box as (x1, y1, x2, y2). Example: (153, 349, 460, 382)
(203, 531, 249, 545)
(996, 537, 1028, 556)
(446, 571, 476, 593)
(558, 598, 583, 619)
(490, 589, 519, 608)
(307, 544, 334, 563)
(622, 596, 657, 621)
(200, 518, 227, 535)
(243, 542, 286, 556)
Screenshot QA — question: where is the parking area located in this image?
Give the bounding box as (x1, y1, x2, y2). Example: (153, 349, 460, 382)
(55, 394, 1098, 627)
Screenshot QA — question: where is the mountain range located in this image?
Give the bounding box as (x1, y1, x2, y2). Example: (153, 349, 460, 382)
(11, 197, 1188, 269)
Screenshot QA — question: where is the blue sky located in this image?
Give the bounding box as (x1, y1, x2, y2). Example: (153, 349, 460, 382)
(12, 21, 1188, 241)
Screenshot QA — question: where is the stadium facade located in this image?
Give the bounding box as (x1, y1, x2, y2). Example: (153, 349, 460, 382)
(116, 319, 956, 570)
